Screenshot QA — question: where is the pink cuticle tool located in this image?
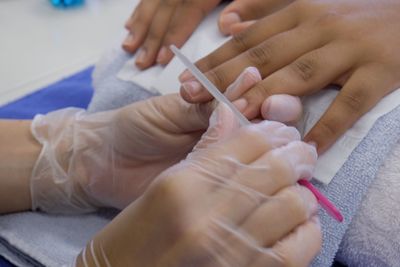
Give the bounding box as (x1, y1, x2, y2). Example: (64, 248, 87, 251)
(299, 179, 343, 222)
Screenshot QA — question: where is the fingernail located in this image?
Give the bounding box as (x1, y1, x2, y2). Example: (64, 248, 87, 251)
(156, 46, 168, 64)
(245, 67, 262, 81)
(233, 98, 248, 112)
(182, 81, 202, 98)
(135, 49, 147, 65)
(123, 33, 135, 46)
(179, 69, 194, 82)
(220, 12, 242, 29)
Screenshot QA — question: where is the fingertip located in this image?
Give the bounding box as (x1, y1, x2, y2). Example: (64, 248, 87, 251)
(261, 95, 302, 123)
(219, 12, 242, 36)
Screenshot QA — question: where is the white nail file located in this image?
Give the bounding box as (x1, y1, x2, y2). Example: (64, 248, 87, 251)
(170, 45, 250, 127)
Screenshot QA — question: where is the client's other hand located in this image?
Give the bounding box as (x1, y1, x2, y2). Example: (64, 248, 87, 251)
(123, 0, 294, 69)
(78, 101, 321, 267)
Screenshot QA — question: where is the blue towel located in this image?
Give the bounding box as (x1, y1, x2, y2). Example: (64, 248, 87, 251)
(0, 67, 94, 119)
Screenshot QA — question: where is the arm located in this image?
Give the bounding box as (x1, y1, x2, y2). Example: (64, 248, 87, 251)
(0, 120, 41, 214)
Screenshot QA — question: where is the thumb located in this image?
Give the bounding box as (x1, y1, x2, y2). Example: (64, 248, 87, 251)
(194, 102, 241, 150)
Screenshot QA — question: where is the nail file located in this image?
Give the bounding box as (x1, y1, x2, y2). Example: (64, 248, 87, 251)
(171, 45, 343, 223)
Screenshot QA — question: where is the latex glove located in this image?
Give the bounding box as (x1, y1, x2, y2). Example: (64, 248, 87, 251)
(30, 94, 212, 214)
(30, 67, 300, 214)
(76, 101, 321, 267)
(179, 0, 400, 154)
(123, 0, 294, 69)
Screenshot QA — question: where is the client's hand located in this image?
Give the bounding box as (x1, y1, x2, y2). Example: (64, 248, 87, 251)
(77, 102, 321, 267)
(123, 0, 221, 68)
(180, 0, 400, 153)
(122, 0, 294, 69)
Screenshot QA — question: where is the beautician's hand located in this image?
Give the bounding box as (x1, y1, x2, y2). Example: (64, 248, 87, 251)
(30, 94, 211, 214)
(122, 0, 294, 69)
(179, 0, 400, 153)
(76, 102, 321, 267)
(30, 68, 299, 214)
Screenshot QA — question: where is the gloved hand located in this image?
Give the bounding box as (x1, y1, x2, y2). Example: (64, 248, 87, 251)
(30, 67, 303, 214)
(76, 100, 321, 267)
(30, 93, 213, 214)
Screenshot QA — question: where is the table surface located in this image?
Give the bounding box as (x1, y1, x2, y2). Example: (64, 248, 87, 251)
(0, 0, 137, 106)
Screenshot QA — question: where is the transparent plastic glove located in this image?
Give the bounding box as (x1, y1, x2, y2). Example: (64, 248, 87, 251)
(77, 103, 321, 267)
(30, 94, 212, 214)
(30, 68, 303, 214)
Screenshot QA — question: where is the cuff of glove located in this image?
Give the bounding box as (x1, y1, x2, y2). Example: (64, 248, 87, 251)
(30, 108, 101, 214)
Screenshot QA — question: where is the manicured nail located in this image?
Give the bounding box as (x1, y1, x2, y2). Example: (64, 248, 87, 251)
(135, 49, 147, 65)
(123, 33, 135, 46)
(179, 69, 194, 82)
(182, 81, 202, 98)
(233, 98, 248, 112)
(156, 46, 168, 64)
(220, 12, 241, 32)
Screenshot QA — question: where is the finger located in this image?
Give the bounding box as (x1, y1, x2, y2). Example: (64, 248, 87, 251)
(157, 0, 221, 65)
(214, 121, 301, 163)
(239, 41, 358, 119)
(209, 185, 317, 267)
(212, 141, 317, 225)
(135, 0, 181, 68)
(261, 95, 302, 123)
(229, 20, 256, 35)
(219, 0, 293, 35)
(181, 25, 325, 103)
(304, 64, 397, 154)
(178, 5, 298, 83)
(249, 217, 322, 267)
(122, 0, 161, 53)
(241, 185, 318, 248)
(224, 66, 262, 101)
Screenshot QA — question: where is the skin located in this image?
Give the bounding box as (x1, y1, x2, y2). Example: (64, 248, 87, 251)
(179, 0, 400, 154)
(76, 104, 321, 267)
(122, 0, 293, 69)
(0, 92, 321, 266)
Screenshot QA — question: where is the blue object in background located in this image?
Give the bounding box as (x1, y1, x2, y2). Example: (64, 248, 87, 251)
(0, 66, 94, 119)
(50, 0, 84, 8)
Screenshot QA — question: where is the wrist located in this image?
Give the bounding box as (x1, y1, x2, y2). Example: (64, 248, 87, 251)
(0, 120, 42, 213)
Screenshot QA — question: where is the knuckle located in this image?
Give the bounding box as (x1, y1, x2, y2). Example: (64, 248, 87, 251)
(182, 0, 208, 18)
(231, 32, 251, 53)
(247, 82, 273, 101)
(315, 118, 337, 139)
(246, 43, 273, 68)
(338, 89, 367, 113)
(160, 0, 180, 8)
(145, 28, 162, 43)
(290, 57, 316, 82)
(206, 68, 230, 90)
(282, 188, 308, 221)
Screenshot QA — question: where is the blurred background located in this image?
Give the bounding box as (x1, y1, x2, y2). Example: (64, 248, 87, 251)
(0, 0, 134, 106)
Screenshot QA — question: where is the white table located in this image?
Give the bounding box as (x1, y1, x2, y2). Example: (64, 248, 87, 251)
(0, 0, 137, 105)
